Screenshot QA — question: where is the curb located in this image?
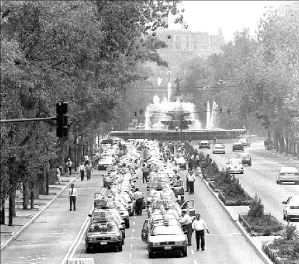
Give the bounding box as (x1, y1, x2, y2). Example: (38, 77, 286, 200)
(199, 175, 273, 264)
(0, 174, 79, 252)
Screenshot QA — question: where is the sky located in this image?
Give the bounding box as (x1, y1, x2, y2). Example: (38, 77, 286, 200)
(168, 1, 290, 41)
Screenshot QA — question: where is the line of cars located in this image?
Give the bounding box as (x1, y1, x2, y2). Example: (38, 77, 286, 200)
(140, 141, 196, 258)
(85, 139, 141, 253)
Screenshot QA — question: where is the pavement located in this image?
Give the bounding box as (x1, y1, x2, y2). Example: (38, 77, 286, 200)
(1, 173, 79, 251)
(1, 170, 103, 264)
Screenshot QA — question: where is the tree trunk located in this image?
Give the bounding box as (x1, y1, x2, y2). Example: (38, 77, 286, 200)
(11, 188, 16, 217)
(23, 181, 29, 209)
(8, 193, 14, 226)
(30, 189, 34, 209)
(0, 198, 5, 225)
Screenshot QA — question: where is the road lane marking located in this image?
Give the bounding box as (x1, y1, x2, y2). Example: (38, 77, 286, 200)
(132, 228, 135, 233)
(130, 243, 133, 250)
(191, 249, 194, 254)
(129, 253, 132, 260)
(133, 222, 135, 225)
(61, 215, 90, 264)
(194, 260, 198, 264)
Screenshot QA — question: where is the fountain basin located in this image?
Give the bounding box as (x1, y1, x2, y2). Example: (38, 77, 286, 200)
(109, 128, 247, 141)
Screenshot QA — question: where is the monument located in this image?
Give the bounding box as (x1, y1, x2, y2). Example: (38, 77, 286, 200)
(110, 73, 246, 141)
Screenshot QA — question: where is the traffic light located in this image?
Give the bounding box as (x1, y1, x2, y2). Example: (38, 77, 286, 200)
(56, 102, 68, 138)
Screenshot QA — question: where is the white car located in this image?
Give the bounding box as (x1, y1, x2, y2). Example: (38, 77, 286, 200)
(148, 223, 187, 258)
(226, 158, 244, 174)
(282, 195, 299, 221)
(276, 167, 299, 184)
(212, 143, 226, 154)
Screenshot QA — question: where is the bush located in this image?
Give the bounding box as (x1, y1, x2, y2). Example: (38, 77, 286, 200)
(242, 214, 283, 236)
(247, 194, 264, 219)
(268, 225, 299, 263)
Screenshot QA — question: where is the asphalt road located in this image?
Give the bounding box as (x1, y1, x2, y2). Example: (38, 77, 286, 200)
(198, 141, 299, 229)
(73, 170, 264, 264)
(1, 173, 103, 264)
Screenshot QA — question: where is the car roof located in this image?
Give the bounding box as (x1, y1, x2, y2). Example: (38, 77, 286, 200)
(280, 167, 298, 173)
(200, 140, 209, 143)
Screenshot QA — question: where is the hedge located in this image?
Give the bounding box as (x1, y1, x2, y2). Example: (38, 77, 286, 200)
(239, 214, 283, 236)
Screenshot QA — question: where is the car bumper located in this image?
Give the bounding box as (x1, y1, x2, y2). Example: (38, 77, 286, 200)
(277, 177, 299, 183)
(86, 239, 122, 246)
(229, 170, 243, 174)
(148, 245, 186, 253)
(213, 151, 225, 154)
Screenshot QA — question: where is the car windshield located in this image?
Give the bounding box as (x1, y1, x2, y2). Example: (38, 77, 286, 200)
(152, 225, 182, 236)
(214, 144, 224, 148)
(89, 222, 116, 232)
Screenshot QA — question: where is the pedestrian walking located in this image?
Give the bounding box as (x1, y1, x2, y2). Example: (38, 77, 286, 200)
(79, 162, 85, 181)
(178, 164, 189, 192)
(142, 163, 149, 184)
(66, 158, 73, 176)
(69, 183, 78, 211)
(192, 214, 209, 251)
(85, 162, 92, 180)
(187, 170, 196, 194)
(133, 188, 144, 215)
(180, 210, 193, 245)
(56, 166, 61, 185)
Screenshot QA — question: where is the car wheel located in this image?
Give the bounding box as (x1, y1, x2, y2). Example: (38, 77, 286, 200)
(183, 247, 187, 257)
(126, 222, 130, 228)
(248, 162, 252, 166)
(276, 180, 281, 184)
(149, 251, 155, 258)
(286, 215, 291, 222)
(118, 244, 123, 251)
(122, 238, 124, 245)
(283, 213, 286, 220)
(86, 244, 92, 253)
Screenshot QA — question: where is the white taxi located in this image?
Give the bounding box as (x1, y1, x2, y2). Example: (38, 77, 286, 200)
(148, 222, 187, 258)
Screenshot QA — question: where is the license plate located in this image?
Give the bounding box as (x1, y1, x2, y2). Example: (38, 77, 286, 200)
(100, 241, 108, 245)
(164, 246, 172, 250)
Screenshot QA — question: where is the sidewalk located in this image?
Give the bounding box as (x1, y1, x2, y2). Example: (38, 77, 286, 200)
(1, 171, 103, 264)
(250, 142, 299, 161)
(1, 174, 79, 251)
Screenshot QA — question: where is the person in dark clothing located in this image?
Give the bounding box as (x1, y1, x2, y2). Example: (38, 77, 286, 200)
(142, 163, 149, 184)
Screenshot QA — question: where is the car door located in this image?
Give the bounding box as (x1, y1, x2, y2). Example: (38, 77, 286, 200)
(141, 219, 149, 242)
(283, 197, 291, 215)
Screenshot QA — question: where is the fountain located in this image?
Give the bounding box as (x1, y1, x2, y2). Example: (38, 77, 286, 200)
(110, 74, 246, 141)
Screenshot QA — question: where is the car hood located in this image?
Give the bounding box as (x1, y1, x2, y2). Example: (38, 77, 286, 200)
(149, 234, 185, 243)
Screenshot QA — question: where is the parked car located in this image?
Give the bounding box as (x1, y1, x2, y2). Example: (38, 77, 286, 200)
(276, 167, 299, 184)
(238, 152, 252, 166)
(212, 143, 226, 154)
(282, 195, 299, 221)
(226, 158, 244, 174)
(147, 222, 187, 258)
(232, 142, 244, 151)
(198, 140, 211, 149)
(85, 220, 123, 252)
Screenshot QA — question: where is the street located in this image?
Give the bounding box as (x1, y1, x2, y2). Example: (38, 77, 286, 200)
(198, 141, 299, 230)
(73, 170, 264, 264)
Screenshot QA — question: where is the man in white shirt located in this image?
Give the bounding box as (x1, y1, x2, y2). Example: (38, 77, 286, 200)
(187, 171, 196, 194)
(69, 183, 78, 211)
(192, 213, 209, 251)
(180, 210, 193, 245)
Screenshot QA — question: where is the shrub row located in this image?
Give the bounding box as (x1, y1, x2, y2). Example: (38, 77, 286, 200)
(263, 224, 299, 264)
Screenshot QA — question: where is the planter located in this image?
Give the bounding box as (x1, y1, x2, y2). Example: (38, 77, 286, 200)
(218, 191, 253, 206)
(262, 242, 282, 264)
(239, 214, 283, 236)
